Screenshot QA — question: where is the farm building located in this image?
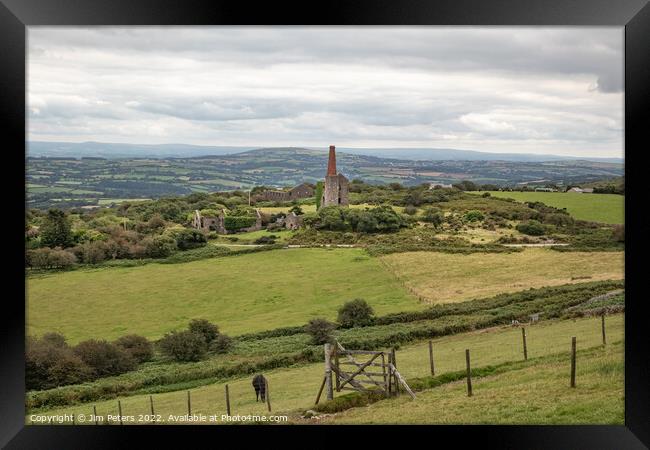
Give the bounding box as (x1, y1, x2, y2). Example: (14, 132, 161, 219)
(320, 145, 349, 208)
(567, 187, 594, 193)
(429, 183, 453, 189)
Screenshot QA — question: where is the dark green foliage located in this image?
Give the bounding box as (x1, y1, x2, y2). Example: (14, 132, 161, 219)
(39, 209, 74, 248)
(188, 319, 220, 344)
(174, 229, 207, 250)
(421, 207, 444, 226)
(463, 210, 485, 222)
(315, 181, 324, 210)
(211, 334, 234, 354)
(315, 206, 406, 233)
(158, 330, 208, 362)
(403, 205, 418, 215)
(305, 318, 336, 344)
(289, 205, 304, 215)
(142, 234, 177, 258)
(516, 220, 546, 236)
(254, 235, 277, 244)
(224, 216, 257, 231)
(26, 334, 93, 391)
(113, 335, 154, 363)
(337, 299, 375, 328)
(73, 339, 137, 377)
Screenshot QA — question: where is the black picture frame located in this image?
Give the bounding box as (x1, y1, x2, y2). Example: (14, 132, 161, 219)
(1, 0, 647, 447)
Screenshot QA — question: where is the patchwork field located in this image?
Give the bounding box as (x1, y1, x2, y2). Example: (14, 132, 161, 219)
(475, 191, 624, 224)
(27, 314, 624, 424)
(27, 248, 421, 343)
(380, 248, 624, 305)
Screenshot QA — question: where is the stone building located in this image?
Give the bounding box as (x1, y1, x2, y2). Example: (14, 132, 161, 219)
(284, 212, 302, 230)
(192, 209, 263, 234)
(259, 183, 314, 202)
(321, 145, 349, 208)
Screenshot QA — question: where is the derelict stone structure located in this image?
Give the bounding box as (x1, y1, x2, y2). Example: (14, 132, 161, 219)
(321, 145, 349, 208)
(259, 183, 314, 202)
(192, 209, 263, 234)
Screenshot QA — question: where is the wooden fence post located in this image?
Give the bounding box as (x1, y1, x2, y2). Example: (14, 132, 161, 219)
(465, 349, 472, 397)
(387, 353, 393, 396)
(334, 345, 340, 392)
(93, 405, 98, 425)
(149, 395, 155, 423)
(118, 400, 123, 425)
(522, 327, 528, 361)
(428, 340, 435, 376)
(265, 378, 272, 412)
(324, 343, 333, 401)
(187, 391, 191, 416)
(315, 376, 326, 405)
(225, 384, 231, 416)
(391, 348, 399, 395)
(601, 314, 606, 345)
(570, 337, 577, 388)
(72, 414, 75, 425)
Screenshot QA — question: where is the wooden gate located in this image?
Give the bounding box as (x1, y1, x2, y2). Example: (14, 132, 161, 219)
(316, 340, 415, 403)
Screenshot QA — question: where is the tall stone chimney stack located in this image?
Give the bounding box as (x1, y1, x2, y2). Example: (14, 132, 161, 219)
(327, 145, 337, 176)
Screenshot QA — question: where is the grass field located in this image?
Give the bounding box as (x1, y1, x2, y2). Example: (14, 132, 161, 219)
(27, 248, 421, 343)
(380, 248, 624, 304)
(27, 314, 623, 424)
(475, 191, 624, 224)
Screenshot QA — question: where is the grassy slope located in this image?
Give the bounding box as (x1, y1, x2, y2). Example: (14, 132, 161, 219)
(380, 248, 624, 304)
(28, 314, 623, 424)
(476, 191, 624, 224)
(27, 248, 421, 343)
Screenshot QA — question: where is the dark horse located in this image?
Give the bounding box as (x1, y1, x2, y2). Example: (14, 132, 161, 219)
(252, 374, 267, 402)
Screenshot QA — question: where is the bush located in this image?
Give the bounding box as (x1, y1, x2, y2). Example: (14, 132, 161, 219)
(79, 241, 108, 264)
(27, 247, 77, 269)
(337, 299, 375, 328)
(174, 229, 208, 250)
(158, 330, 207, 362)
(73, 340, 137, 377)
(305, 318, 336, 344)
(211, 334, 233, 354)
(142, 235, 177, 258)
(463, 210, 485, 222)
(188, 319, 220, 344)
(403, 205, 418, 215)
(516, 220, 546, 236)
(254, 235, 276, 244)
(113, 335, 154, 363)
(26, 334, 93, 390)
(421, 207, 443, 226)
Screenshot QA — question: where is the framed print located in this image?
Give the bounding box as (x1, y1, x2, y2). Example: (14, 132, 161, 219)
(1, 0, 648, 447)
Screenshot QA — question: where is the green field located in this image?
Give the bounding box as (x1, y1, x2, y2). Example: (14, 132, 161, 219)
(27, 314, 623, 424)
(381, 248, 624, 304)
(27, 248, 422, 343)
(475, 191, 624, 224)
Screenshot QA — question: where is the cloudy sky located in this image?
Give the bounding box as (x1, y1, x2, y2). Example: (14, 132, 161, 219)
(28, 27, 623, 157)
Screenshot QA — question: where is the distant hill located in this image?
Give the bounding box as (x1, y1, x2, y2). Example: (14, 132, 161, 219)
(28, 141, 623, 164)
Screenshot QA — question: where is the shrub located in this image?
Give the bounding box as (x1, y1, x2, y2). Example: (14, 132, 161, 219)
(142, 235, 177, 258)
(79, 241, 108, 264)
(26, 247, 77, 269)
(254, 235, 276, 244)
(463, 210, 485, 222)
(516, 220, 546, 236)
(211, 334, 233, 354)
(403, 205, 418, 216)
(188, 319, 220, 344)
(113, 334, 154, 363)
(421, 207, 444, 226)
(158, 331, 207, 362)
(39, 209, 74, 248)
(305, 318, 336, 345)
(26, 336, 93, 391)
(337, 299, 375, 328)
(174, 229, 208, 250)
(224, 216, 257, 231)
(73, 340, 137, 377)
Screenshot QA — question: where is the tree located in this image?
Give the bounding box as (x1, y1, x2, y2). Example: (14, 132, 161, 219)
(314, 181, 324, 209)
(142, 235, 177, 258)
(73, 339, 137, 377)
(175, 229, 207, 250)
(26, 247, 77, 269)
(188, 319, 220, 344)
(211, 334, 233, 354)
(114, 334, 154, 363)
(305, 318, 336, 345)
(40, 209, 73, 248)
(26, 335, 93, 390)
(158, 330, 207, 362)
(337, 299, 374, 328)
